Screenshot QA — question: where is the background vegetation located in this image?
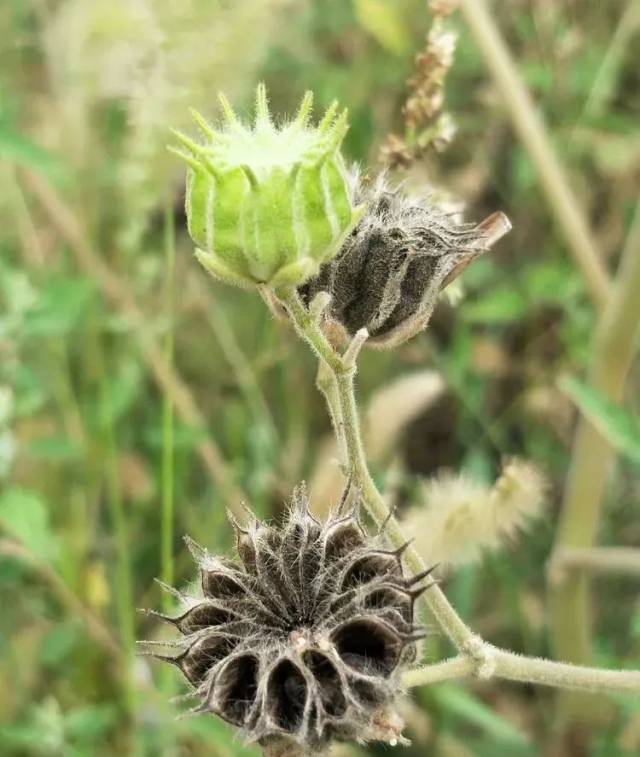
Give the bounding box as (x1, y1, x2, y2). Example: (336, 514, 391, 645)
(0, 1, 638, 755)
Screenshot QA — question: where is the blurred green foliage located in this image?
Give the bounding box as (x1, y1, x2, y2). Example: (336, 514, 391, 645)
(0, 1, 639, 755)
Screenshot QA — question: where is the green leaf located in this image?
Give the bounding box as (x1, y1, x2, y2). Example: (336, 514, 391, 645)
(560, 376, 640, 464)
(0, 124, 67, 183)
(433, 683, 530, 746)
(462, 286, 528, 324)
(0, 488, 53, 559)
(23, 277, 96, 337)
(353, 0, 411, 54)
(99, 360, 143, 425)
(64, 704, 118, 744)
(25, 435, 84, 461)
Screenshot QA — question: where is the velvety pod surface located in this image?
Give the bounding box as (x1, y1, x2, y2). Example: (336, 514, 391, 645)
(171, 85, 363, 290)
(148, 488, 430, 750)
(300, 177, 503, 348)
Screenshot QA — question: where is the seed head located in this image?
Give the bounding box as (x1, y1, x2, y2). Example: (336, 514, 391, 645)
(144, 487, 428, 751)
(300, 176, 511, 349)
(170, 85, 364, 290)
(404, 459, 548, 567)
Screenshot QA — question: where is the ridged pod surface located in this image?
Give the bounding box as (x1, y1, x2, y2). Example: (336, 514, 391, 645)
(300, 176, 511, 348)
(145, 487, 433, 751)
(170, 85, 364, 290)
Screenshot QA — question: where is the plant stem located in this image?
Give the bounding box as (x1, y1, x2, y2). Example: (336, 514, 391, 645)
(278, 286, 640, 699)
(316, 361, 348, 468)
(279, 288, 475, 650)
(404, 651, 640, 694)
(549, 547, 640, 581)
(457, 0, 612, 311)
(161, 204, 176, 611)
(580, 1, 640, 121)
(549, 200, 640, 720)
(403, 656, 476, 687)
(21, 168, 246, 515)
(0, 538, 121, 657)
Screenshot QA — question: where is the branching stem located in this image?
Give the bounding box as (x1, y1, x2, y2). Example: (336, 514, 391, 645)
(277, 286, 640, 699)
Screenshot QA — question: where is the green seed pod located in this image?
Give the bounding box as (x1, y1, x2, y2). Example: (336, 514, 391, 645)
(170, 85, 365, 290)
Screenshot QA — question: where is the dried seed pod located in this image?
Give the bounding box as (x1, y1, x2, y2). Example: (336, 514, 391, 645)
(144, 486, 430, 751)
(299, 176, 511, 349)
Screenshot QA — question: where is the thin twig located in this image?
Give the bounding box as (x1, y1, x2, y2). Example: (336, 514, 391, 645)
(457, 0, 612, 310)
(20, 168, 246, 515)
(278, 287, 640, 699)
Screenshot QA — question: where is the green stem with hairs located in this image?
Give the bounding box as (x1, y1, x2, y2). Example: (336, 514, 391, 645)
(277, 286, 640, 699)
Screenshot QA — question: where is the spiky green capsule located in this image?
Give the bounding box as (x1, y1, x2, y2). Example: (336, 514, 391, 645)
(170, 85, 365, 290)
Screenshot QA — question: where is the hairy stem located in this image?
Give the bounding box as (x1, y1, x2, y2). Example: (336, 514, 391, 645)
(278, 286, 640, 699)
(405, 651, 640, 695)
(403, 656, 476, 687)
(279, 288, 475, 649)
(316, 361, 348, 468)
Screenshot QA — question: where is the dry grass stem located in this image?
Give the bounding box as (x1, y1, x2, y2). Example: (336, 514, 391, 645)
(549, 199, 640, 722)
(458, 0, 612, 310)
(21, 168, 246, 515)
(549, 547, 640, 581)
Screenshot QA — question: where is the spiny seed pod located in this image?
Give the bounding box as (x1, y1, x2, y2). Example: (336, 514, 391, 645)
(144, 486, 433, 752)
(299, 176, 511, 349)
(170, 84, 365, 290)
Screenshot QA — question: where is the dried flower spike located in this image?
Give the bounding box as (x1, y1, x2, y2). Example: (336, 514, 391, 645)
(300, 176, 511, 349)
(170, 84, 364, 290)
(145, 487, 429, 751)
(403, 459, 548, 567)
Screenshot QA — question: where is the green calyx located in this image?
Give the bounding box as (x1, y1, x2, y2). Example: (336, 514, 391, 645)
(170, 84, 365, 290)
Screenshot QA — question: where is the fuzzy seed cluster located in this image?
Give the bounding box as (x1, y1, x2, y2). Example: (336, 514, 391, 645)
(147, 488, 431, 751)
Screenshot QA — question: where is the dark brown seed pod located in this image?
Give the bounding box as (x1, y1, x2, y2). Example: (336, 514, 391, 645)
(299, 176, 511, 349)
(143, 486, 432, 751)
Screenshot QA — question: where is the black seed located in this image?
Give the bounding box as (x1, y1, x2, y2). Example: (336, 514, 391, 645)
(215, 654, 259, 726)
(236, 532, 257, 572)
(364, 587, 412, 624)
(201, 570, 246, 600)
(341, 553, 401, 590)
(267, 659, 307, 732)
(181, 634, 238, 685)
(303, 651, 346, 717)
(332, 619, 401, 676)
(178, 603, 235, 635)
(350, 677, 387, 706)
(324, 520, 366, 563)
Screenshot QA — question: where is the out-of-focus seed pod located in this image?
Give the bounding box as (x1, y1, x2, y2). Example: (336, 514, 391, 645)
(170, 85, 364, 290)
(300, 176, 511, 349)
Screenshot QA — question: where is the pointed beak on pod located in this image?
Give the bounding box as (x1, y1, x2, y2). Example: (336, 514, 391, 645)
(170, 84, 365, 291)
